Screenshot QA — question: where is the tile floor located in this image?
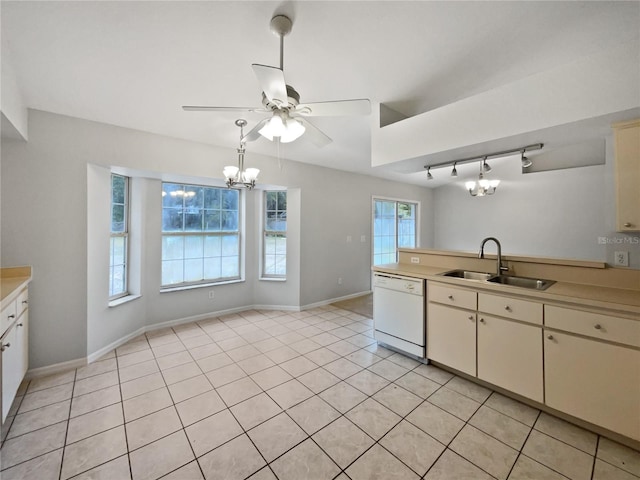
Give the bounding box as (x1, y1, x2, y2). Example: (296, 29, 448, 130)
(1, 306, 639, 480)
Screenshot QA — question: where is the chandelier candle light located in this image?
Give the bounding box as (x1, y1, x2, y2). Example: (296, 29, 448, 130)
(223, 119, 260, 190)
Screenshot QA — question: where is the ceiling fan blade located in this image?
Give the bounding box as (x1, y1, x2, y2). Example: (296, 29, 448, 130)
(294, 99, 371, 117)
(242, 118, 269, 143)
(182, 106, 267, 112)
(252, 64, 288, 107)
(299, 119, 332, 148)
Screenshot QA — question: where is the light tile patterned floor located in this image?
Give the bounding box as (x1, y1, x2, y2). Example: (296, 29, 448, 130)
(1, 306, 639, 480)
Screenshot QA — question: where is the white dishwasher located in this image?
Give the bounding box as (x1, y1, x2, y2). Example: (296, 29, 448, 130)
(373, 273, 425, 358)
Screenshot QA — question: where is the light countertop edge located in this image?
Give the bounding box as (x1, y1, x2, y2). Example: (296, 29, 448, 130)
(1, 266, 33, 306)
(373, 263, 640, 317)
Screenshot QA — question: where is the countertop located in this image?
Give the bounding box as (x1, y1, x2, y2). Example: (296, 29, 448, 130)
(373, 263, 640, 316)
(1, 266, 32, 307)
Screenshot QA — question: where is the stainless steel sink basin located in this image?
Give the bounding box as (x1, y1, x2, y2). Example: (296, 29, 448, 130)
(487, 275, 555, 290)
(439, 270, 494, 281)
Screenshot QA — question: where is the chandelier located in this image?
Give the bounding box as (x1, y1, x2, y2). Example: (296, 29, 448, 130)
(223, 119, 260, 190)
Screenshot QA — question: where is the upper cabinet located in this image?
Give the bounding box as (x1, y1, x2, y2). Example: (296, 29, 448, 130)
(613, 119, 640, 232)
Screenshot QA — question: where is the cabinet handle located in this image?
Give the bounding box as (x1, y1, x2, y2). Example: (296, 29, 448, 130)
(448, 295, 454, 300)
(22, 300, 28, 305)
(1, 342, 10, 351)
(547, 335, 554, 340)
(479, 318, 485, 323)
(7, 314, 15, 319)
(594, 324, 602, 330)
(504, 305, 512, 312)
(17, 323, 23, 327)
(624, 222, 632, 228)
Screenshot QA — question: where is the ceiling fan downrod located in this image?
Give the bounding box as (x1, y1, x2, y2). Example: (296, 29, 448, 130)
(270, 15, 292, 71)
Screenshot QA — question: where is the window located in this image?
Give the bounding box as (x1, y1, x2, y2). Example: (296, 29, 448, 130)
(372, 199, 417, 265)
(263, 191, 287, 277)
(161, 183, 240, 287)
(110, 174, 129, 298)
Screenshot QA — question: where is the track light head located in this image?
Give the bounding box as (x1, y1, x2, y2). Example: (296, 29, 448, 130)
(451, 164, 458, 177)
(521, 151, 532, 168)
(482, 158, 492, 173)
(426, 167, 433, 180)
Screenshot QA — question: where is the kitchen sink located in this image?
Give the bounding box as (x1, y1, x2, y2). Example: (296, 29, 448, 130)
(486, 275, 555, 290)
(439, 270, 493, 281)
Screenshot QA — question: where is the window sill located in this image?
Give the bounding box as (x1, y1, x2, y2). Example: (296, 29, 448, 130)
(108, 294, 142, 308)
(160, 279, 244, 293)
(259, 277, 287, 282)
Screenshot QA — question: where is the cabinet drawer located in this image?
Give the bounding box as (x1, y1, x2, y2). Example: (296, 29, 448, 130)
(478, 293, 542, 325)
(545, 305, 640, 348)
(17, 288, 28, 317)
(428, 283, 477, 310)
(1, 301, 17, 337)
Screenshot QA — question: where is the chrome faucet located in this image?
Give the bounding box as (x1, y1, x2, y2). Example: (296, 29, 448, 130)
(479, 237, 509, 274)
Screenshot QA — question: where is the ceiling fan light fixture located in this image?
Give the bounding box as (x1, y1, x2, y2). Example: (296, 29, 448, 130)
(280, 118, 305, 143)
(259, 113, 286, 140)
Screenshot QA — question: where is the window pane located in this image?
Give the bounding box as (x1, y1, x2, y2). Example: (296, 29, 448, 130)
(162, 236, 184, 261)
(111, 205, 125, 233)
(112, 175, 126, 204)
(266, 191, 277, 211)
(162, 260, 184, 285)
(162, 183, 184, 208)
(222, 189, 239, 210)
(111, 265, 125, 296)
(184, 186, 203, 210)
(204, 257, 221, 279)
(265, 234, 277, 254)
(184, 212, 203, 231)
(163, 208, 183, 231)
(204, 211, 221, 231)
(221, 256, 239, 277)
(222, 234, 239, 256)
(222, 211, 238, 231)
(111, 236, 126, 265)
(184, 258, 203, 282)
(204, 235, 222, 257)
(204, 188, 221, 209)
(277, 191, 287, 211)
(184, 235, 204, 259)
(372, 199, 417, 266)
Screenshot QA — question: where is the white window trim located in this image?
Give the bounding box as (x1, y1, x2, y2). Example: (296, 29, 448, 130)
(109, 174, 130, 301)
(371, 195, 420, 266)
(160, 182, 245, 289)
(260, 189, 287, 280)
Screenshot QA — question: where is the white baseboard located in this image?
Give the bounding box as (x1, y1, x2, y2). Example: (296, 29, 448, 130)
(301, 290, 371, 311)
(86, 326, 146, 364)
(25, 357, 87, 380)
(27, 295, 370, 378)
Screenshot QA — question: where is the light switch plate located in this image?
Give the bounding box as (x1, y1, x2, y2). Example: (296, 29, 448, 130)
(410, 257, 420, 264)
(614, 251, 629, 267)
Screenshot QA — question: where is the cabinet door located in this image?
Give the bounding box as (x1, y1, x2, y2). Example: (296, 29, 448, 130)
(545, 331, 640, 441)
(478, 315, 543, 402)
(614, 121, 640, 231)
(16, 312, 29, 381)
(427, 303, 476, 376)
(1, 325, 20, 422)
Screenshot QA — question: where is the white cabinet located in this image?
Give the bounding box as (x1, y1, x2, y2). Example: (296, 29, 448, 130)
(545, 331, 640, 441)
(477, 314, 543, 402)
(1, 286, 29, 423)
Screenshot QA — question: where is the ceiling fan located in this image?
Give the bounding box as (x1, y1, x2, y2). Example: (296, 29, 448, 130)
(182, 14, 371, 147)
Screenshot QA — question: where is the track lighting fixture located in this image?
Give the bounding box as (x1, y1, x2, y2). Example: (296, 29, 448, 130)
(521, 151, 532, 168)
(422, 143, 543, 196)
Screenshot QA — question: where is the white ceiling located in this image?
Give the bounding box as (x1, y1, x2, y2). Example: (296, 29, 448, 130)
(2, 1, 639, 185)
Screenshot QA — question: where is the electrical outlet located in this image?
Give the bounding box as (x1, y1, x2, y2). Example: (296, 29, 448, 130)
(346, 236, 352, 243)
(411, 257, 420, 264)
(614, 251, 629, 267)
(360, 235, 366, 243)
(338, 277, 343, 285)
(208, 290, 215, 299)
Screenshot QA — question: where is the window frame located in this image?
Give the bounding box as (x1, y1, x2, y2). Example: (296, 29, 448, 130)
(261, 190, 287, 280)
(109, 173, 129, 300)
(372, 196, 419, 266)
(160, 182, 242, 289)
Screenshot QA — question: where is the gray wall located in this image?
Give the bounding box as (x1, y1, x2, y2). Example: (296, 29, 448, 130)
(432, 138, 640, 268)
(1, 110, 433, 368)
